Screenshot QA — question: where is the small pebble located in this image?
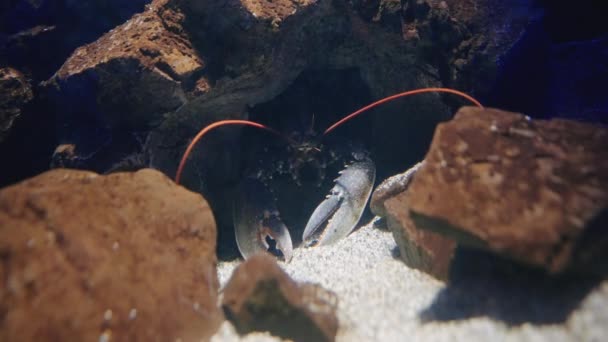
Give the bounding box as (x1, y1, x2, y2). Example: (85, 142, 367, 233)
(104, 309, 113, 321)
(99, 330, 111, 342)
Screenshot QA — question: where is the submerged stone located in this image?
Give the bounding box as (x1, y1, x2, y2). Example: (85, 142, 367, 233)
(401, 107, 608, 275)
(222, 254, 338, 342)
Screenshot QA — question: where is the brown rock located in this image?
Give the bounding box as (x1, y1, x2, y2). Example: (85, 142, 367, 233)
(0, 67, 33, 143)
(372, 162, 456, 280)
(404, 107, 608, 274)
(222, 254, 338, 342)
(50, 0, 204, 129)
(0, 168, 222, 341)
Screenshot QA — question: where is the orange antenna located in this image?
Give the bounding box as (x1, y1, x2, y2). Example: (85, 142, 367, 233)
(323, 87, 483, 135)
(175, 119, 287, 185)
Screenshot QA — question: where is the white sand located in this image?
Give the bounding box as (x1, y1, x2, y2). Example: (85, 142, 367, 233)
(213, 219, 608, 341)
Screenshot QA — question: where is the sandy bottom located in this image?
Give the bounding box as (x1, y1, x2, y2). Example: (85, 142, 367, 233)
(213, 219, 608, 341)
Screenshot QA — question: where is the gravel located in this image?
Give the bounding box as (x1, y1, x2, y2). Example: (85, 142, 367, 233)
(213, 219, 608, 341)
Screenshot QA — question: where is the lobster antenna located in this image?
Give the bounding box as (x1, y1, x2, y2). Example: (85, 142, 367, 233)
(175, 119, 289, 184)
(323, 87, 483, 135)
(310, 113, 322, 152)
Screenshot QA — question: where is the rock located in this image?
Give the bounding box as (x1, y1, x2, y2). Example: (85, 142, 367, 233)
(49, 0, 203, 131)
(361, 0, 533, 95)
(43, 0, 204, 172)
(0, 0, 149, 80)
(0, 67, 33, 143)
(222, 254, 338, 342)
(404, 106, 608, 274)
(371, 161, 456, 280)
(0, 168, 222, 341)
(384, 194, 457, 280)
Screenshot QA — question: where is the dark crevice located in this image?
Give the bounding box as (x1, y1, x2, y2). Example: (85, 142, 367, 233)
(215, 67, 376, 258)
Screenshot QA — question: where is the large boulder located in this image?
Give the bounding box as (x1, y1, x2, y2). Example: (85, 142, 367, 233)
(0, 168, 222, 341)
(392, 107, 608, 275)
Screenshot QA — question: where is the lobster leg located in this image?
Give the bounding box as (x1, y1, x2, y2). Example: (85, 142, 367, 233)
(233, 177, 293, 261)
(302, 157, 376, 247)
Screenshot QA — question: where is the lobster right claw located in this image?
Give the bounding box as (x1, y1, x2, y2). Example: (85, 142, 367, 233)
(233, 178, 293, 262)
(302, 157, 376, 247)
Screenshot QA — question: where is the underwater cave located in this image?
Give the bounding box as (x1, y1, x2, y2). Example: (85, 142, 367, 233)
(207, 67, 459, 257)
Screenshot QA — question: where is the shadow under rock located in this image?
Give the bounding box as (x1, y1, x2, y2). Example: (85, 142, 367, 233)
(419, 247, 603, 326)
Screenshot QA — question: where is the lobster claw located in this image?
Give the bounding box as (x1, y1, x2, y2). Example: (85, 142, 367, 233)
(302, 157, 376, 247)
(233, 178, 293, 262)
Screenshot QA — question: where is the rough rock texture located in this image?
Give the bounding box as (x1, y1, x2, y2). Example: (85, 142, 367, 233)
(41, 0, 206, 174)
(371, 161, 456, 280)
(404, 106, 608, 274)
(44, 0, 533, 175)
(222, 254, 338, 342)
(0, 168, 222, 341)
(384, 194, 457, 280)
(0, 0, 149, 80)
(49, 0, 203, 131)
(0, 67, 33, 143)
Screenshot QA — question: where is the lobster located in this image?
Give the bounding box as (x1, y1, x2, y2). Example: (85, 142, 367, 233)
(175, 88, 483, 261)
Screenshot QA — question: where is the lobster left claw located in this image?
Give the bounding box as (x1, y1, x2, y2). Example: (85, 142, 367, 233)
(234, 178, 293, 262)
(302, 157, 376, 247)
